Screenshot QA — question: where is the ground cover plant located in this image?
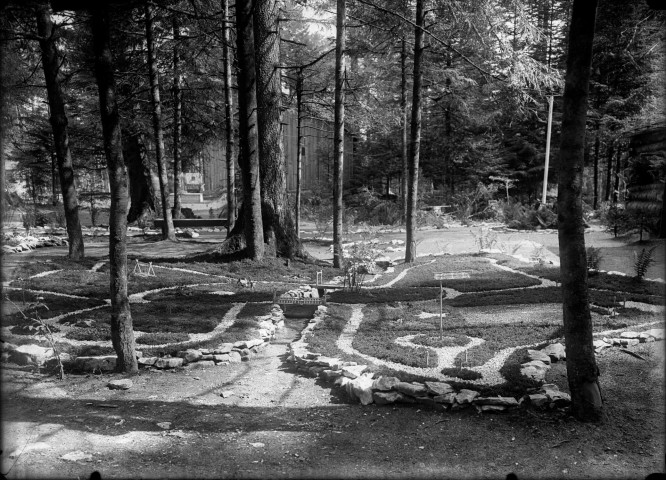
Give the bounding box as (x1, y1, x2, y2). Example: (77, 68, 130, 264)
(394, 255, 542, 291)
(2, 290, 105, 324)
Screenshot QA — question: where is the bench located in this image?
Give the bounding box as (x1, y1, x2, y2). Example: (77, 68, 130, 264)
(153, 218, 228, 229)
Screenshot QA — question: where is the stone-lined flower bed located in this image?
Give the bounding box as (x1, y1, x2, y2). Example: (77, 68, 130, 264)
(288, 306, 666, 413)
(3, 305, 286, 374)
(2, 234, 68, 253)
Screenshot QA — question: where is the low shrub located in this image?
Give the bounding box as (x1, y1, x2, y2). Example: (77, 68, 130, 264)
(412, 334, 471, 348)
(236, 302, 272, 319)
(328, 287, 441, 304)
(65, 325, 111, 341)
(10, 323, 61, 336)
(440, 367, 482, 381)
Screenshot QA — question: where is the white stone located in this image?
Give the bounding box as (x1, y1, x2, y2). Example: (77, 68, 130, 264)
(138, 356, 158, 366)
(520, 361, 549, 382)
(177, 349, 203, 363)
(527, 394, 549, 407)
(542, 343, 566, 362)
(373, 391, 402, 405)
(395, 382, 428, 397)
(474, 396, 519, 407)
(527, 349, 552, 365)
(61, 451, 93, 462)
(350, 376, 374, 405)
(75, 355, 117, 372)
(454, 389, 479, 404)
(643, 328, 665, 340)
(13, 344, 54, 365)
(371, 376, 401, 391)
(620, 331, 641, 339)
(154, 357, 183, 369)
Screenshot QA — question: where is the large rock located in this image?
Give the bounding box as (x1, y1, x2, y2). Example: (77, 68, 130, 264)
(474, 396, 519, 407)
(620, 331, 641, 339)
(350, 376, 374, 405)
(228, 351, 242, 363)
(75, 355, 117, 372)
(154, 357, 183, 369)
(213, 354, 230, 363)
(520, 360, 550, 382)
(394, 382, 428, 397)
(540, 384, 571, 406)
(643, 328, 665, 340)
(542, 343, 566, 362)
(245, 339, 264, 349)
(425, 381, 454, 395)
(314, 356, 342, 370)
(371, 376, 401, 391)
(373, 391, 402, 405)
(11, 345, 55, 366)
(107, 379, 132, 390)
(177, 349, 203, 364)
(213, 344, 234, 355)
(138, 356, 158, 367)
(433, 393, 456, 405)
(593, 339, 611, 351)
(341, 364, 367, 379)
(527, 349, 552, 365)
(320, 369, 343, 382)
(454, 389, 479, 404)
(527, 394, 549, 407)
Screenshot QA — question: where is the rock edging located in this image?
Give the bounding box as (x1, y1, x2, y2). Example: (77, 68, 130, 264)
(287, 306, 570, 413)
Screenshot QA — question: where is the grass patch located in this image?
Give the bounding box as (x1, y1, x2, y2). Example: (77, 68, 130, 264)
(304, 304, 353, 358)
(144, 287, 276, 304)
(136, 332, 190, 345)
(328, 287, 441, 304)
(237, 302, 272, 319)
(412, 334, 471, 348)
(2, 290, 104, 325)
(6, 256, 100, 281)
(9, 323, 61, 336)
(395, 255, 541, 291)
(65, 324, 111, 341)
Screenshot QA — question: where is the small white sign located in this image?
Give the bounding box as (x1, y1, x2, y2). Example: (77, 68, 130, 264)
(434, 272, 471, 280)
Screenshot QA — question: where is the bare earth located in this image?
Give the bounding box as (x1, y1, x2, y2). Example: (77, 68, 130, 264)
(1, 225, 665, 479)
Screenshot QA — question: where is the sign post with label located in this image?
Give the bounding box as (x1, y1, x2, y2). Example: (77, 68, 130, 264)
(434, 271, 471, 339)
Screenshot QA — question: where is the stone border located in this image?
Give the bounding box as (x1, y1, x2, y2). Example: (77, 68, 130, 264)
(288, 306, 666, 413)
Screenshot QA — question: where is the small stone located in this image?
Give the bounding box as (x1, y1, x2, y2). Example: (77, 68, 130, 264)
(520, 360, 550, 382)
(200, 354, 216, 361)
(228, 351, 242, 363)
(74, 355, 117, 372)
(314, 356, 342, 370)
(540, 384, 571, 405)
(334, 376, 352, 388)
(394, 382, 428, 397)
(246, 339, 264, 349)
(527, 349, 552, 365)
(620, 338, 640, 347)
(454, 389, 479, 404)
(542, 343, 566, 362)
(425, 381, 454, 395)
(219, 391, 234, 398)
(61, 451, 93, 462)
(107, 379, 132, 390)
(138, 356, 158, 366)
(12, 344, 55, 366)
(157, 422, 172, 430)
(233, 341, 248, 349)
(593, 339, 611, 350)
(213, 354, 230, 363)
(341, 364, 367, 379)
(154, 357, 183, 369)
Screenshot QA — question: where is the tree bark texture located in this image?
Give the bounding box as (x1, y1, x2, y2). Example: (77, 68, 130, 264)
(593, 122, 599, 209)
(236, 0, 264, 260)
(254, 0, 304, 259)
(91, 6, 138, 374)
(556, 0, 602, 422)
(145, 4, 176, 241)
(123, 130, 156, 224)
(401, 37, 408, 224)
(332, 0, 346, 269)
(405, 0, 425, 263)
(613, 143, 622, 204)
(223, 0, 236, 234)
(36, 4, 85, 259)
(295, 71, 304, 238)
(172, 16, 183, 220)
(604, 139, 614, 202)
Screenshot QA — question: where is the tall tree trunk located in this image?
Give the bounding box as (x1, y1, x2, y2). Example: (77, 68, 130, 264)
(255, 0, 303, 258)
(51, 151, 58, 205)
(91, 5, 138, 374)
(295, 70, 304, 239)
(172, 16, 183, 220)
(236, 0, 264, 260)
(124, 130, 156, 224)
(593, 121, 599, 210)
(556, 0, 602, 422)
(223, 0, 236, 234)
(401, 37, 408, 224)
(145, 4, 176, 241)
(444, 50, 452, 197)
(332, 0, 346, 269)
(612, 143, 622, 204)
(405, 0, 425, 263)
(36, 4, 85, 259)
(604, 139, 614, 202)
